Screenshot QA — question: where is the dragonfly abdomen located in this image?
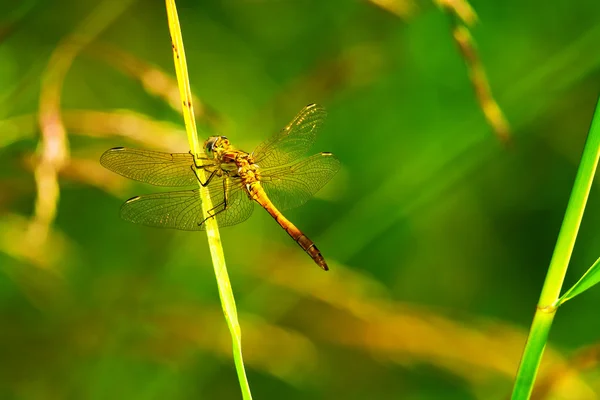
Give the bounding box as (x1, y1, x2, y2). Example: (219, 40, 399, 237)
(249, 184, 329, 271)
(295, 234, 328, 271)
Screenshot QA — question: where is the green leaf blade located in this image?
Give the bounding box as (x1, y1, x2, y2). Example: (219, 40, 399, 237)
(559, 256, 600, 305)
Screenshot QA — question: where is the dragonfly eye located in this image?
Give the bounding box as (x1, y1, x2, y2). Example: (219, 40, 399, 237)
(204, 137, 219, 158)
(204, 136, 230, 158)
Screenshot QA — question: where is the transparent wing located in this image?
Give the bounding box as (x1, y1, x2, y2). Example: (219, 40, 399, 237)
(119, 177, 253, 231)
(100, 147, 214, 187)
(260, 152, 340, 211)
(252, 104, 327, 169)
(207, 179, 255, 228)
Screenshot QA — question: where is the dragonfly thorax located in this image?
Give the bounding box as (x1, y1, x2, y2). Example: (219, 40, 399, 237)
(234, 153, 260, 183)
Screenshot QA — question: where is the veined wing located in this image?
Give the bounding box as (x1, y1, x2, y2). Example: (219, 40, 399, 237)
(100, 147, 214, 187)
(260, 152, 340, 211)
(120, 177, 253, 230)
(252, 104, 327, 169)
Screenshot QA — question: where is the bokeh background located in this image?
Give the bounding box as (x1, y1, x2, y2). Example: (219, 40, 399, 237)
(1, 0, 600, 399)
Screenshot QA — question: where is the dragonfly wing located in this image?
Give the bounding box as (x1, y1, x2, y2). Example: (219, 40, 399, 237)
(260, 152, 340, 211)
(120, 177, 253, 230)
(252, 104, 327, 169)
(100, 147, 214, 187)
(208, 179, 255, 228)
(121, 189, 205, 230)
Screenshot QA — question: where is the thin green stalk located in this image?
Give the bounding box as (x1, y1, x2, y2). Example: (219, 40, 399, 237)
(511, 97, 600, 399)
(164, 1, 252, 399)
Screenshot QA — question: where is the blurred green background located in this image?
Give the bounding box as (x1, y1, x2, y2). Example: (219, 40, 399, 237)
(1, 0, 600, 399)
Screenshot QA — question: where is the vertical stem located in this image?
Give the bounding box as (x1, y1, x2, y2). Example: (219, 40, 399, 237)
(164, 1, 252, 399)
(511, 309, 556, 399)
(511, 97, 600, 399)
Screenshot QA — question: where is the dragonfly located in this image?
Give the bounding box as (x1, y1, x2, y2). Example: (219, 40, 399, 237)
(100, 104, 340, 270)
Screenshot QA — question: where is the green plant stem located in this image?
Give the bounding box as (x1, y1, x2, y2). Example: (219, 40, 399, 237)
(511, 308, 556, 399)
(511, 97, 600, 399)
(164, 1, 252, 399)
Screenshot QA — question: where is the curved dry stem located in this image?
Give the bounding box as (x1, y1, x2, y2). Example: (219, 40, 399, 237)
(443, 4, 512, 145)
(0, 110, 188, 151)
(31, 0, 135, 247)
(244, 252, 592, 398)
(367, 0, 416, 19)
(0, 214, 72, 271)
(319, 23, 600, 264)
(83, 41, 224, 131)
(435, 0, 478, 26)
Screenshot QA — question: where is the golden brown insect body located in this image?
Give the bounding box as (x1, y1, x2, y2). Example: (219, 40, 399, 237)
(248, 184, 329, 270)
(208, 137, 328, 270)
(100, 104, 339, 271)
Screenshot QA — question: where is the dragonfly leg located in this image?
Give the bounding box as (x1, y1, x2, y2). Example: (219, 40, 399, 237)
(198, 178, 229, 226)
(188, 150, 207, 169)
(190, 165, 219, 187)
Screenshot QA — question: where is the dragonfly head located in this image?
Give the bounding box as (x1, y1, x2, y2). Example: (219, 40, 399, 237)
(204, 136, 230, 159)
